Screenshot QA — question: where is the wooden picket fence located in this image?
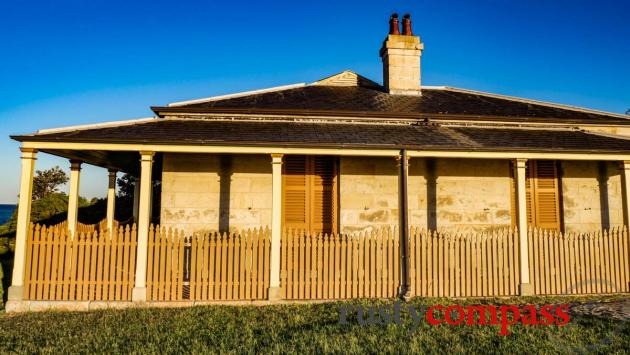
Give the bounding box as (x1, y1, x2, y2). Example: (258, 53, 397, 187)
(20, 220, 630, 303)
(529, 227, 630, 295)
(409, 227, 520, 297)
(23, 223, 137, 301)
(146, 226, 271, 301)
(281, 227, 400, 300)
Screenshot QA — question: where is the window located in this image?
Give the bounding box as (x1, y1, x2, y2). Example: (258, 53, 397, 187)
(282, 155, 338, 233)
(511, 160, 562, 230)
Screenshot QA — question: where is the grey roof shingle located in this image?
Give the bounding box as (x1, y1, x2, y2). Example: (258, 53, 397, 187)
(152, 86, 628, 122)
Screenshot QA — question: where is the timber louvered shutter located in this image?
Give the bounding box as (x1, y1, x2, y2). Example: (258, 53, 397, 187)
(283, 155, 309, 230)
(311, 156, 338, 233)
(511, 160, 561, 230)
(283, 155, 338, 233)
(529, 160, 561, 230)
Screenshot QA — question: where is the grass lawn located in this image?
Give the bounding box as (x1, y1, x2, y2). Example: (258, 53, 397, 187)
(0, 296, 628, 354)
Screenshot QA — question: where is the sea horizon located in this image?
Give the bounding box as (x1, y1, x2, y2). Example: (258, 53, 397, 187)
(0, 203, 16, 225)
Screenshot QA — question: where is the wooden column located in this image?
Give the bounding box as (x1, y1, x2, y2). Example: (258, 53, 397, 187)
(7, 148, 37, 302)
(67, 160, 82, 237)
(514, 158, 533, 295)
(132, 151, 154, 302)
(398, 151, 412, 299)
(106, 169, 117, 233)
(268, 153, 283, 300)
(621, 161, 630, 227)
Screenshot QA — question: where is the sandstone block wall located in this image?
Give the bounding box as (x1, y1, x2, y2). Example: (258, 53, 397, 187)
(338, 157, 405, 234)
(160, 154, 622, 236)
(160, 153, 271, 236)
(428, 158, 513, 232)
(338, 157, 513, 233)
(561, 161, 624, 233)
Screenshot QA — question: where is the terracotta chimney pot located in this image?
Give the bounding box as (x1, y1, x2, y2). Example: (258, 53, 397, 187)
(402, 14, 413, 36)
(389, 13, 400, 35)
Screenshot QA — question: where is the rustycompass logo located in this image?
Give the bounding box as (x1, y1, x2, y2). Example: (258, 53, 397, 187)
(339, 301, 571, 335)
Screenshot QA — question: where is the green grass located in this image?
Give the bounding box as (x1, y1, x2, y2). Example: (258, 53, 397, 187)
(0, 296, 628, 354)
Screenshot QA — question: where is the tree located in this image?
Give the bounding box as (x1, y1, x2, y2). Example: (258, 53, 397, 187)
(116, 173, 161, 224)
(1, 193, 94, 234)
(32, 166, 69, 200)
(117, 173, 136, 198)
(626, 108, 630, 115)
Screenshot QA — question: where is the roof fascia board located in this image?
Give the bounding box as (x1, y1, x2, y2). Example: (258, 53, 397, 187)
(17, 141, 630, 160)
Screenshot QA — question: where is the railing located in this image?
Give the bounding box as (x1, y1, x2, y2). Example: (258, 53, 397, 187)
(146, 226, 271, 301)
(409, 228, 520, 297)
(281, 228, 400, 300)
(529, 227, 630, 295)
(23, 223, 137, 301)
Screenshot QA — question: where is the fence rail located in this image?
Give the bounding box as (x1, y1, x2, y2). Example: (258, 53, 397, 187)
(281, 228, 400, 300)
(24, 223, 137, 301)
(146, 226, 271, 301)
(529, 227, 630, 295)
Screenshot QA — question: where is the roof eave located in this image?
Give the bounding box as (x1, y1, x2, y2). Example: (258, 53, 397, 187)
(10, 136, 630, 155)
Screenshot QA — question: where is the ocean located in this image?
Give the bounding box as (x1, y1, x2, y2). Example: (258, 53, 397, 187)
(0, 204, 16, 225)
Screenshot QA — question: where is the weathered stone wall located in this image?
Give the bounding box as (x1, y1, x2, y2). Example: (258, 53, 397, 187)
(338, 157, 513, 233)
(160, 153, 271, 236)
(338, 157, 404, 234)
(429, 158, 513, 232)
(160, 154, 622, 236)
(561, 161, 624, 233)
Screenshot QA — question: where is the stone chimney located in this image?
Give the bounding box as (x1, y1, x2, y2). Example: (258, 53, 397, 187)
(379, 14, 424, 96)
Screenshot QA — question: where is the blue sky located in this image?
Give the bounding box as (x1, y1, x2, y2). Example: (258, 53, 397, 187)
(0, 0, 629, 204)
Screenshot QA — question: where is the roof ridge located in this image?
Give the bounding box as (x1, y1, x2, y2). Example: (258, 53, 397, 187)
(424, 86, 630, 120)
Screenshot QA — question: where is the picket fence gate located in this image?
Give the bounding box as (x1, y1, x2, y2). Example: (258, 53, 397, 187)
(146, 225, 271, 301)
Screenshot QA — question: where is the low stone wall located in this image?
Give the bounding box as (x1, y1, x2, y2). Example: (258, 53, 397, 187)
(4, 299, 335, 313)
